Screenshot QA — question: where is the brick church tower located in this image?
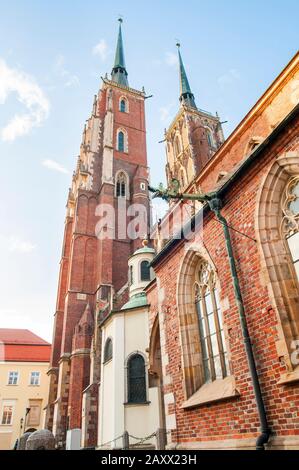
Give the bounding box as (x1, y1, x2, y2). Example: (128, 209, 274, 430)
(164, 44, 224, 192)
(45, 19, 150, 448)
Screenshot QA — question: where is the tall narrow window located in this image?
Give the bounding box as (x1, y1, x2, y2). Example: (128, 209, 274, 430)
(127, 354, 147, 403)
(195, 261, 228, 383)
(140, 260, 150, 281)
(118, 131, 125, 152)
(116, 172, 127, 198)
(120, 99, 127, 113)
(281, 176, 299, 281)
(129, 265, 134, 285)
(206, 129, 213, 147)
(104, 338, 113, 363)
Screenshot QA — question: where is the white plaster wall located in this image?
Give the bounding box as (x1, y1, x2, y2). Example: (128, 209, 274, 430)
(99, 308, 160, 449)
(124, 387, 160, 446)
(112, 315, 125, 446)
(124, 310, 149, 357)
(99, 320, 114, 447)
(129, 252, 155, 297)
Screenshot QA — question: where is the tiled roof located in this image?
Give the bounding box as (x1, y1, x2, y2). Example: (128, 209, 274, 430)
(0, 329, 50, 345)
(0, 329, 51, 362)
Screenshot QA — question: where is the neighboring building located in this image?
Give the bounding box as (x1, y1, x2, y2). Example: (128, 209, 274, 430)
(147, 51, 299, 449)
(45, 19, 150, 448)
(0, 329, 51, 450)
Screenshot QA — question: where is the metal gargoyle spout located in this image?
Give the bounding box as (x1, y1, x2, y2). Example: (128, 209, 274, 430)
(148, 178, 181, 201)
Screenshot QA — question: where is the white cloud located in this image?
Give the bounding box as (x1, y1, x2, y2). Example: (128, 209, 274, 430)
(0, 59, 50, 141)
(42, 159, 69, 174)
(159, 106, 171, 122)
(165, 52, 179, 68)
(92, 39, 109, 61)
(218, 69, 240, 87)
(65, 75, 80, 88)
(159, 102, 175, 123)
(54, 54, 80, 88)
(8, 236, 36, 253)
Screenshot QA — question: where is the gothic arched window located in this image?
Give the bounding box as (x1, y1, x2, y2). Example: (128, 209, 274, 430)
(140, 260, 150, 281)
(127, 354, 147, 403)
(104, 338, 113, 363)
(116, 172, 127, 198)
(120, 98, 127, 113)
(206, 128, 214, 148)
(195, 261, 228, 383)
(118, 131, 125, 152)
(281, 176, 299, 281)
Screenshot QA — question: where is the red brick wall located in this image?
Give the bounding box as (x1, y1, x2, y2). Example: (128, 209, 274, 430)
(47, 80, 150, 443)
(148, 116, 299, 445)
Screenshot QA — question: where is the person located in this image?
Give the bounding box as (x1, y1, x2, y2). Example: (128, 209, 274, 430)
(13, 438, 18, 450)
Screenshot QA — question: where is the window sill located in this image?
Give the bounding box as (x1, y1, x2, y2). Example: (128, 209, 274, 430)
(181, 375, 240, 410)
(277, 365, 299, 385)
(124, 401, 151, 407)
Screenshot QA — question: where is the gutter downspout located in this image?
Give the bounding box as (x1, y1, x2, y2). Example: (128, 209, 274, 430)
(208, 195, 270, 450)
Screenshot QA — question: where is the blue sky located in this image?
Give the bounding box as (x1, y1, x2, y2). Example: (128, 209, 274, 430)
(0, 0, 298, 341)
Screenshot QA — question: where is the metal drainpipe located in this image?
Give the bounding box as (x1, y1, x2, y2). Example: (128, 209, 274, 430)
(208, 196, 270, 450)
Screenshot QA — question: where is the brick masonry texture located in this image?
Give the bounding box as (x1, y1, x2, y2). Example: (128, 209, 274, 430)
(46, 49, 299, 449)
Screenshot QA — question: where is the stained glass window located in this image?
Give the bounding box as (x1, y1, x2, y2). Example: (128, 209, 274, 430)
(281, 177, 299, 281)
(195, 261, 228, 383)
(140, 260, 150, 281)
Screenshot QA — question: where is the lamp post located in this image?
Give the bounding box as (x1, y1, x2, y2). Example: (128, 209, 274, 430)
(19, 417, 24, 438)
(23, 407, 31, 434)
(148, 179, 270, 450)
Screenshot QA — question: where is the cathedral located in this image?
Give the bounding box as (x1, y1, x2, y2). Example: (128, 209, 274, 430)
(45, 20, 299, 450)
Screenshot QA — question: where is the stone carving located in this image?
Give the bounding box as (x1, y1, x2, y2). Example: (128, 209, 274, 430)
(25, 429, 56, 450)
(17, 432, 32, 450)
(281, 175, 299, 237)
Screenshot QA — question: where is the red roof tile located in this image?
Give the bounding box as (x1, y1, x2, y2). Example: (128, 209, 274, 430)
(0, 329, 50, 345)
(0, 329, 51, 362)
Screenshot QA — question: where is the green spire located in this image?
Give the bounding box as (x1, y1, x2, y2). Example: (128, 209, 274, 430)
(111, 18, 129, 87)
(176, 43, 196, 109)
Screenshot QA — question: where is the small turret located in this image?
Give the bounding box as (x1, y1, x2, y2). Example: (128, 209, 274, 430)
(121, 240, 155, 310)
